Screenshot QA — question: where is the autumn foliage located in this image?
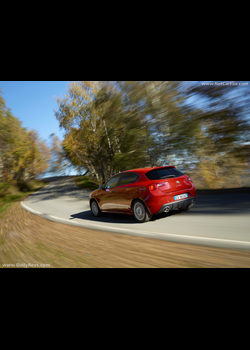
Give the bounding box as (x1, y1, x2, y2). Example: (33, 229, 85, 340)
(0, 90, 50, 186)
(55, 81, 250, 188)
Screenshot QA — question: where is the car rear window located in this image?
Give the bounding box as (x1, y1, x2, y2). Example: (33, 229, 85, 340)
(120, 172, 139, 186)
(145, 167, 184, 180)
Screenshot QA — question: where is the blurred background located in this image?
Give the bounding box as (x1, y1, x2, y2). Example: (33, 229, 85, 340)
(0, 81, 250, 190)
(1, 81, 250, 268)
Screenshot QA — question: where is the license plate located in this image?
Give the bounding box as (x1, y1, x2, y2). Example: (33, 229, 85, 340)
(174, 193, 188, 200)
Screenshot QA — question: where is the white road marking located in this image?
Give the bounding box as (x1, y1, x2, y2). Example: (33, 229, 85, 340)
(49, 215, 250, 246)
(21, 201, 250, 247)
(20, 201, 42, 215)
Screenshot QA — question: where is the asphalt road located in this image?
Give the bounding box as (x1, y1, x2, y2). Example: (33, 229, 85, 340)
(21, 176, 250, 250)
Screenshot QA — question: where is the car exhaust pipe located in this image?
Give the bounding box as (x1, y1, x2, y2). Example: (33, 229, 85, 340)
(164, 206, 170, 213)
(187, 199, 196, 209)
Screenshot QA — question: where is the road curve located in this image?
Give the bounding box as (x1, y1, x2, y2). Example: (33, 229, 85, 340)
(21, 176, 250, 250)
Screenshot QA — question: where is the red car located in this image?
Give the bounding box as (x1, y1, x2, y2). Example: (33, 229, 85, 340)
(89, 166, 196, 223)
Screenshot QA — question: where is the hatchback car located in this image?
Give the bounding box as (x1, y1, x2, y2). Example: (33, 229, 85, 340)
(89, 166, 196, 223)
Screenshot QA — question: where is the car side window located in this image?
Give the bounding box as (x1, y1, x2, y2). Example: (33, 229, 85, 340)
(120, 172, 139, 186)
(105, 174, 121, 189)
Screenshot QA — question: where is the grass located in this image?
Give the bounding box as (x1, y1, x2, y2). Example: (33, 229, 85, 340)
(0, 179, 48, 218)
(75, 175, 99, 191)
(1, 200, 250, 268)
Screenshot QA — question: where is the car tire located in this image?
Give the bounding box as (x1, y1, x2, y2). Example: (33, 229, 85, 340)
(132, 200, 152, 223)
(91, 199, 102, 217)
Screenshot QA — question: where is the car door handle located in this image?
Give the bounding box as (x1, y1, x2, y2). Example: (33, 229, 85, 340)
(110, 190, 115, 193)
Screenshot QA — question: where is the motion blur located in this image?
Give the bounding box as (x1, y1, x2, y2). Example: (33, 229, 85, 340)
(54, 81, 250, 189)
(1, 81, 250, 268)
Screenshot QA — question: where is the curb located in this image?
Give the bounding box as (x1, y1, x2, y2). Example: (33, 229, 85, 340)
(20, 200, 250, 250)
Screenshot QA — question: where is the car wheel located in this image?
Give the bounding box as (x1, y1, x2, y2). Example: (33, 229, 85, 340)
(132, 200, 152, 223)
(91, 200, 102, 217)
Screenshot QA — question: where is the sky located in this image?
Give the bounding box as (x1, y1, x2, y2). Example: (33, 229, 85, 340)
(0, 81, 78, 177)
(0, 81, 70, 143)
(1, 81, 247, 143)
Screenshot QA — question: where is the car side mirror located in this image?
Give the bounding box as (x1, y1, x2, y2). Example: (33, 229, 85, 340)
(99, 184, 105, 190)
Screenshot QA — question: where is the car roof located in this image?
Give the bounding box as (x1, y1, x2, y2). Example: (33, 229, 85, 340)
(122, 166, 176, 174)
(106, 166, 177, 182)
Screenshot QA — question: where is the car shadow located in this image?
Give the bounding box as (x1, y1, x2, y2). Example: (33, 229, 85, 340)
(70, 209, 180, 224)
(70, 210, 137, 224)
(150, 210, 180, 221)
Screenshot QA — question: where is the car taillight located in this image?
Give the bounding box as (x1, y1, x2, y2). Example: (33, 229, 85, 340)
(148, 183, 166, 191)
(187, 177, 192, 182)
(148, 184, 157, 191)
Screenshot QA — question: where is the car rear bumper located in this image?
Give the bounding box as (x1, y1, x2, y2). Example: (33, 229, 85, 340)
(155, 196, 196, 215)
(144, 186, 196, 215)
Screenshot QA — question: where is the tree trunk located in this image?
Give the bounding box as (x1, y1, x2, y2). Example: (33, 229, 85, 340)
(100, 155, 106, 184)
(0, 155, 3, 179)
(14, 166, 25, 183)
(103, 120, 112, 154)
(88, 163, 99, 182)
(97, 145, 106, 184)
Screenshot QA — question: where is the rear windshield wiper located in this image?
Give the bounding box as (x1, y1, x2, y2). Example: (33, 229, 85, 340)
(160, 175, 175, 179)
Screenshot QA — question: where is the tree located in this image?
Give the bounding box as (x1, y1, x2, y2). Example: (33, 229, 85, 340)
(47, 134, 69, 175)
(0, 89, 51, 183)
(55, 81, 201, 183)
(184, 81, 250, 188)
(26, 130, 51, 180)
(55, 81, 115, 183)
